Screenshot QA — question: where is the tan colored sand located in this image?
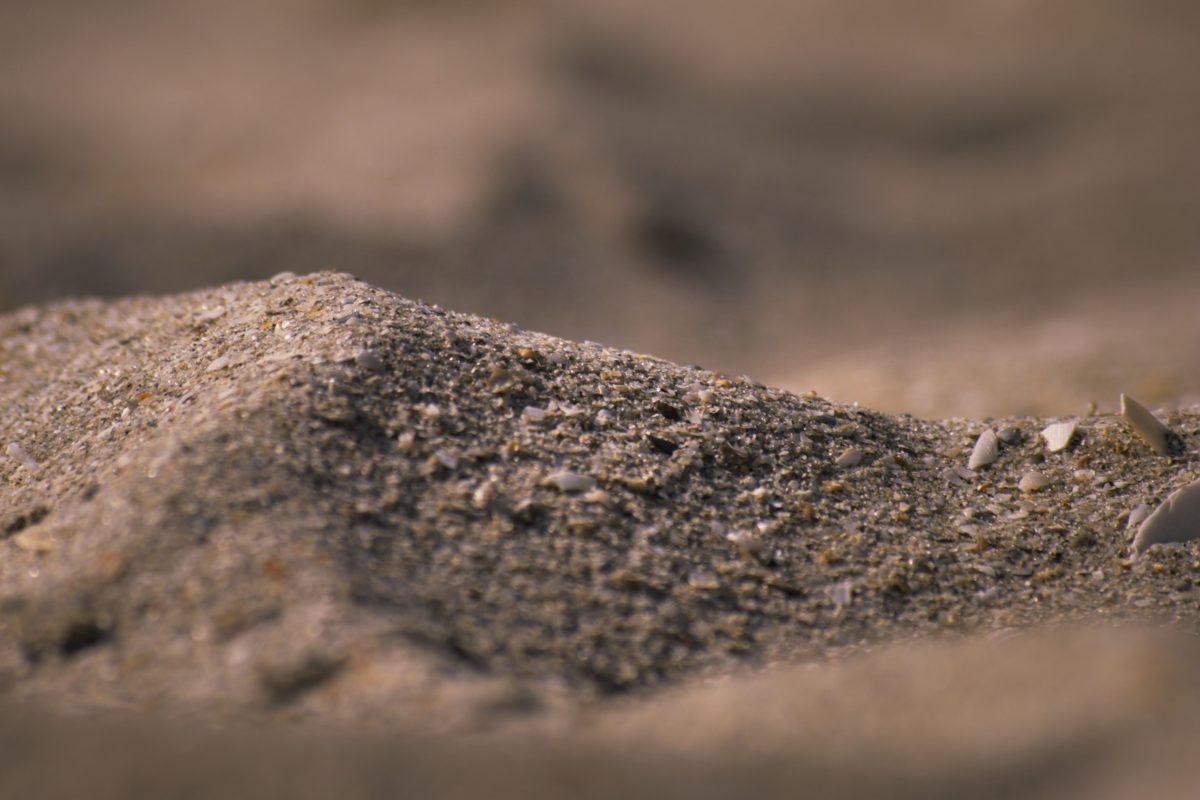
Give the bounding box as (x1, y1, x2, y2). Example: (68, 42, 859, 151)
(3, 274, 1200, 796)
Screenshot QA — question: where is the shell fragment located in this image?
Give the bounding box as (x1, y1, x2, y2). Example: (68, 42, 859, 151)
(542, 471, 597, 493)
(968, 429, 998, 470)
(1120, 393, 1172, 456)
(1018, 470, 1051, 493)
(835, 447, 864, 469)
(1132, 479, 1200, 555)
(5, 442, 38, 471)
(1041, 421, 1078, 453)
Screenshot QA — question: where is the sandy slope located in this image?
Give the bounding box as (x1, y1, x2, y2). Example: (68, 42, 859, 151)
(3, 274, 1200, 796)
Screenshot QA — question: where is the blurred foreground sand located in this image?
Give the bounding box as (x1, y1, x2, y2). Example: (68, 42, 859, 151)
(5, 628, 1200, 800)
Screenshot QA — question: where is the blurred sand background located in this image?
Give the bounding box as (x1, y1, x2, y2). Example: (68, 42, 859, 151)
(5, 0, 1200, 418)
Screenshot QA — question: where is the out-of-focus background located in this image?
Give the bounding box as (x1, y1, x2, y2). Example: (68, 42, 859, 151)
(4, 0, 1200, 417)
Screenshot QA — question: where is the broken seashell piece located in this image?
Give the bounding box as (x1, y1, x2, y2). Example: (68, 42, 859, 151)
(968, 429, 998, 470)
(835, 447, 864, 469)
(1041, 421, 1077, 453)
(1132, 479, 1200, 555)
(1120, 393, 1172, 456)
(1018, 470, 1051, 493)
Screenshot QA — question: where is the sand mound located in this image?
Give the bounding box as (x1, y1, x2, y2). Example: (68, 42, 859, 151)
(3, 273, 1200, 795)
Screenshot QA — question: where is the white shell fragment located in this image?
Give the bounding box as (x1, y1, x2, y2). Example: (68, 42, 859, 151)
(5, 442, 39, 471)
(826, 581, 853, 611)
(1126, 503, 1151, 531)
(522, 405, 547, 421)
(1018, 470, 1051, 493)
(205, 355, 230, 373)
(1120, 393, 1172, 456)
(543, 471, 597, 493)
(967, 429, 998, 470)
(1041, 421, 1077, 453)
(835, 447, 864, 469)
(1132, 479, 1200, 555)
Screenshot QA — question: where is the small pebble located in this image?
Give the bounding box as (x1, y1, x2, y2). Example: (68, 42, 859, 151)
(5, 442, 38, 471)
(826, 581, 853, 610)
(355, 350, 386, 373)
(1041, 421, 1077, 453)
(725, 530, 765, 560)
(968, 429, 998, 470)
(13, 529, 54, 554)
(522, 406, 547, 421)
(206, 355, 230, 373)
(543, 471, 597, 493)
(997, 427, 1023, 445)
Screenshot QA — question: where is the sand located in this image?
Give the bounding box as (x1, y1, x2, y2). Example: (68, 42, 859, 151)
(7, 0, 1200, 418)
(4, 273, 1200, 797)
(7, 3, 1200, 794)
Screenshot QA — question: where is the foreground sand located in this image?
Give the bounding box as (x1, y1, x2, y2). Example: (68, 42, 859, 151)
(3, 274, 1200, 796)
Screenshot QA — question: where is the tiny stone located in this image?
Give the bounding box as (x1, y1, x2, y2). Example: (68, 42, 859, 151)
(726, 529, 765, 561)
(5, 442, 39, 471)
(1070, 528, 1097, 548)
(826, 581, 853, 610)
(543, 471, 597, 493)
(13, 528, 55, 554)
(511, 499, 544, 523)
(472, 482, 494, 509)
(206, 355, 230, 373)
(997, 427, 1023, 445)
(944, 469, 966, 487)
(581, 489, 610, 505)
(522, 406, 547, 421)
(354, 350, 386, 373)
